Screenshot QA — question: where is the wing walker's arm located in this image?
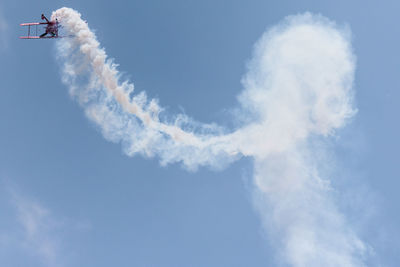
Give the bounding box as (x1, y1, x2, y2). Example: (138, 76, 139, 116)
(41, 14, 50, 23)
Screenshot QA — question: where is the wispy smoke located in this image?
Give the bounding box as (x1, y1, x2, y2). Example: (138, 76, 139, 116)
(52, 7, 368, 266)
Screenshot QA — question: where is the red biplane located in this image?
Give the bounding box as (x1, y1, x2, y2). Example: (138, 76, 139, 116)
(20, 14, 63, 39)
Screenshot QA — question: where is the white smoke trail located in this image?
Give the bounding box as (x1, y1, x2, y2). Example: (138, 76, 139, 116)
(52, 7, 368, 266)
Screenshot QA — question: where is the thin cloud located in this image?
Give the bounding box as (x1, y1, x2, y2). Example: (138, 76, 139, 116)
(0, 182, 91, 266)
(7, 188, 63, 267)
(0, 6, 8, 50)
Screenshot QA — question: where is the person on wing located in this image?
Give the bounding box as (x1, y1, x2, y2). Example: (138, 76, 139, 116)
(40, 14, 58, 38)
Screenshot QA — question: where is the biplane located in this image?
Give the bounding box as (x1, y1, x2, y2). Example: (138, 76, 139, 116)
(20, 14, 65, 39)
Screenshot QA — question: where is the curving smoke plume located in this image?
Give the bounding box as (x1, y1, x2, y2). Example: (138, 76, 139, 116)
(52, 7, 368, 266)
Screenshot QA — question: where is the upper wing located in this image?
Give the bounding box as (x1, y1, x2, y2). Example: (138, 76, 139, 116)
(20, 22, 48, 26)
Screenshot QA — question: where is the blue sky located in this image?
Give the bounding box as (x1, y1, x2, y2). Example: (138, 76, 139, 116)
(0, 1, 399, 266)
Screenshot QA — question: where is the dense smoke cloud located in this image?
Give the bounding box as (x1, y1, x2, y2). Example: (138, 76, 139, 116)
(52, 7, 367, 266)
